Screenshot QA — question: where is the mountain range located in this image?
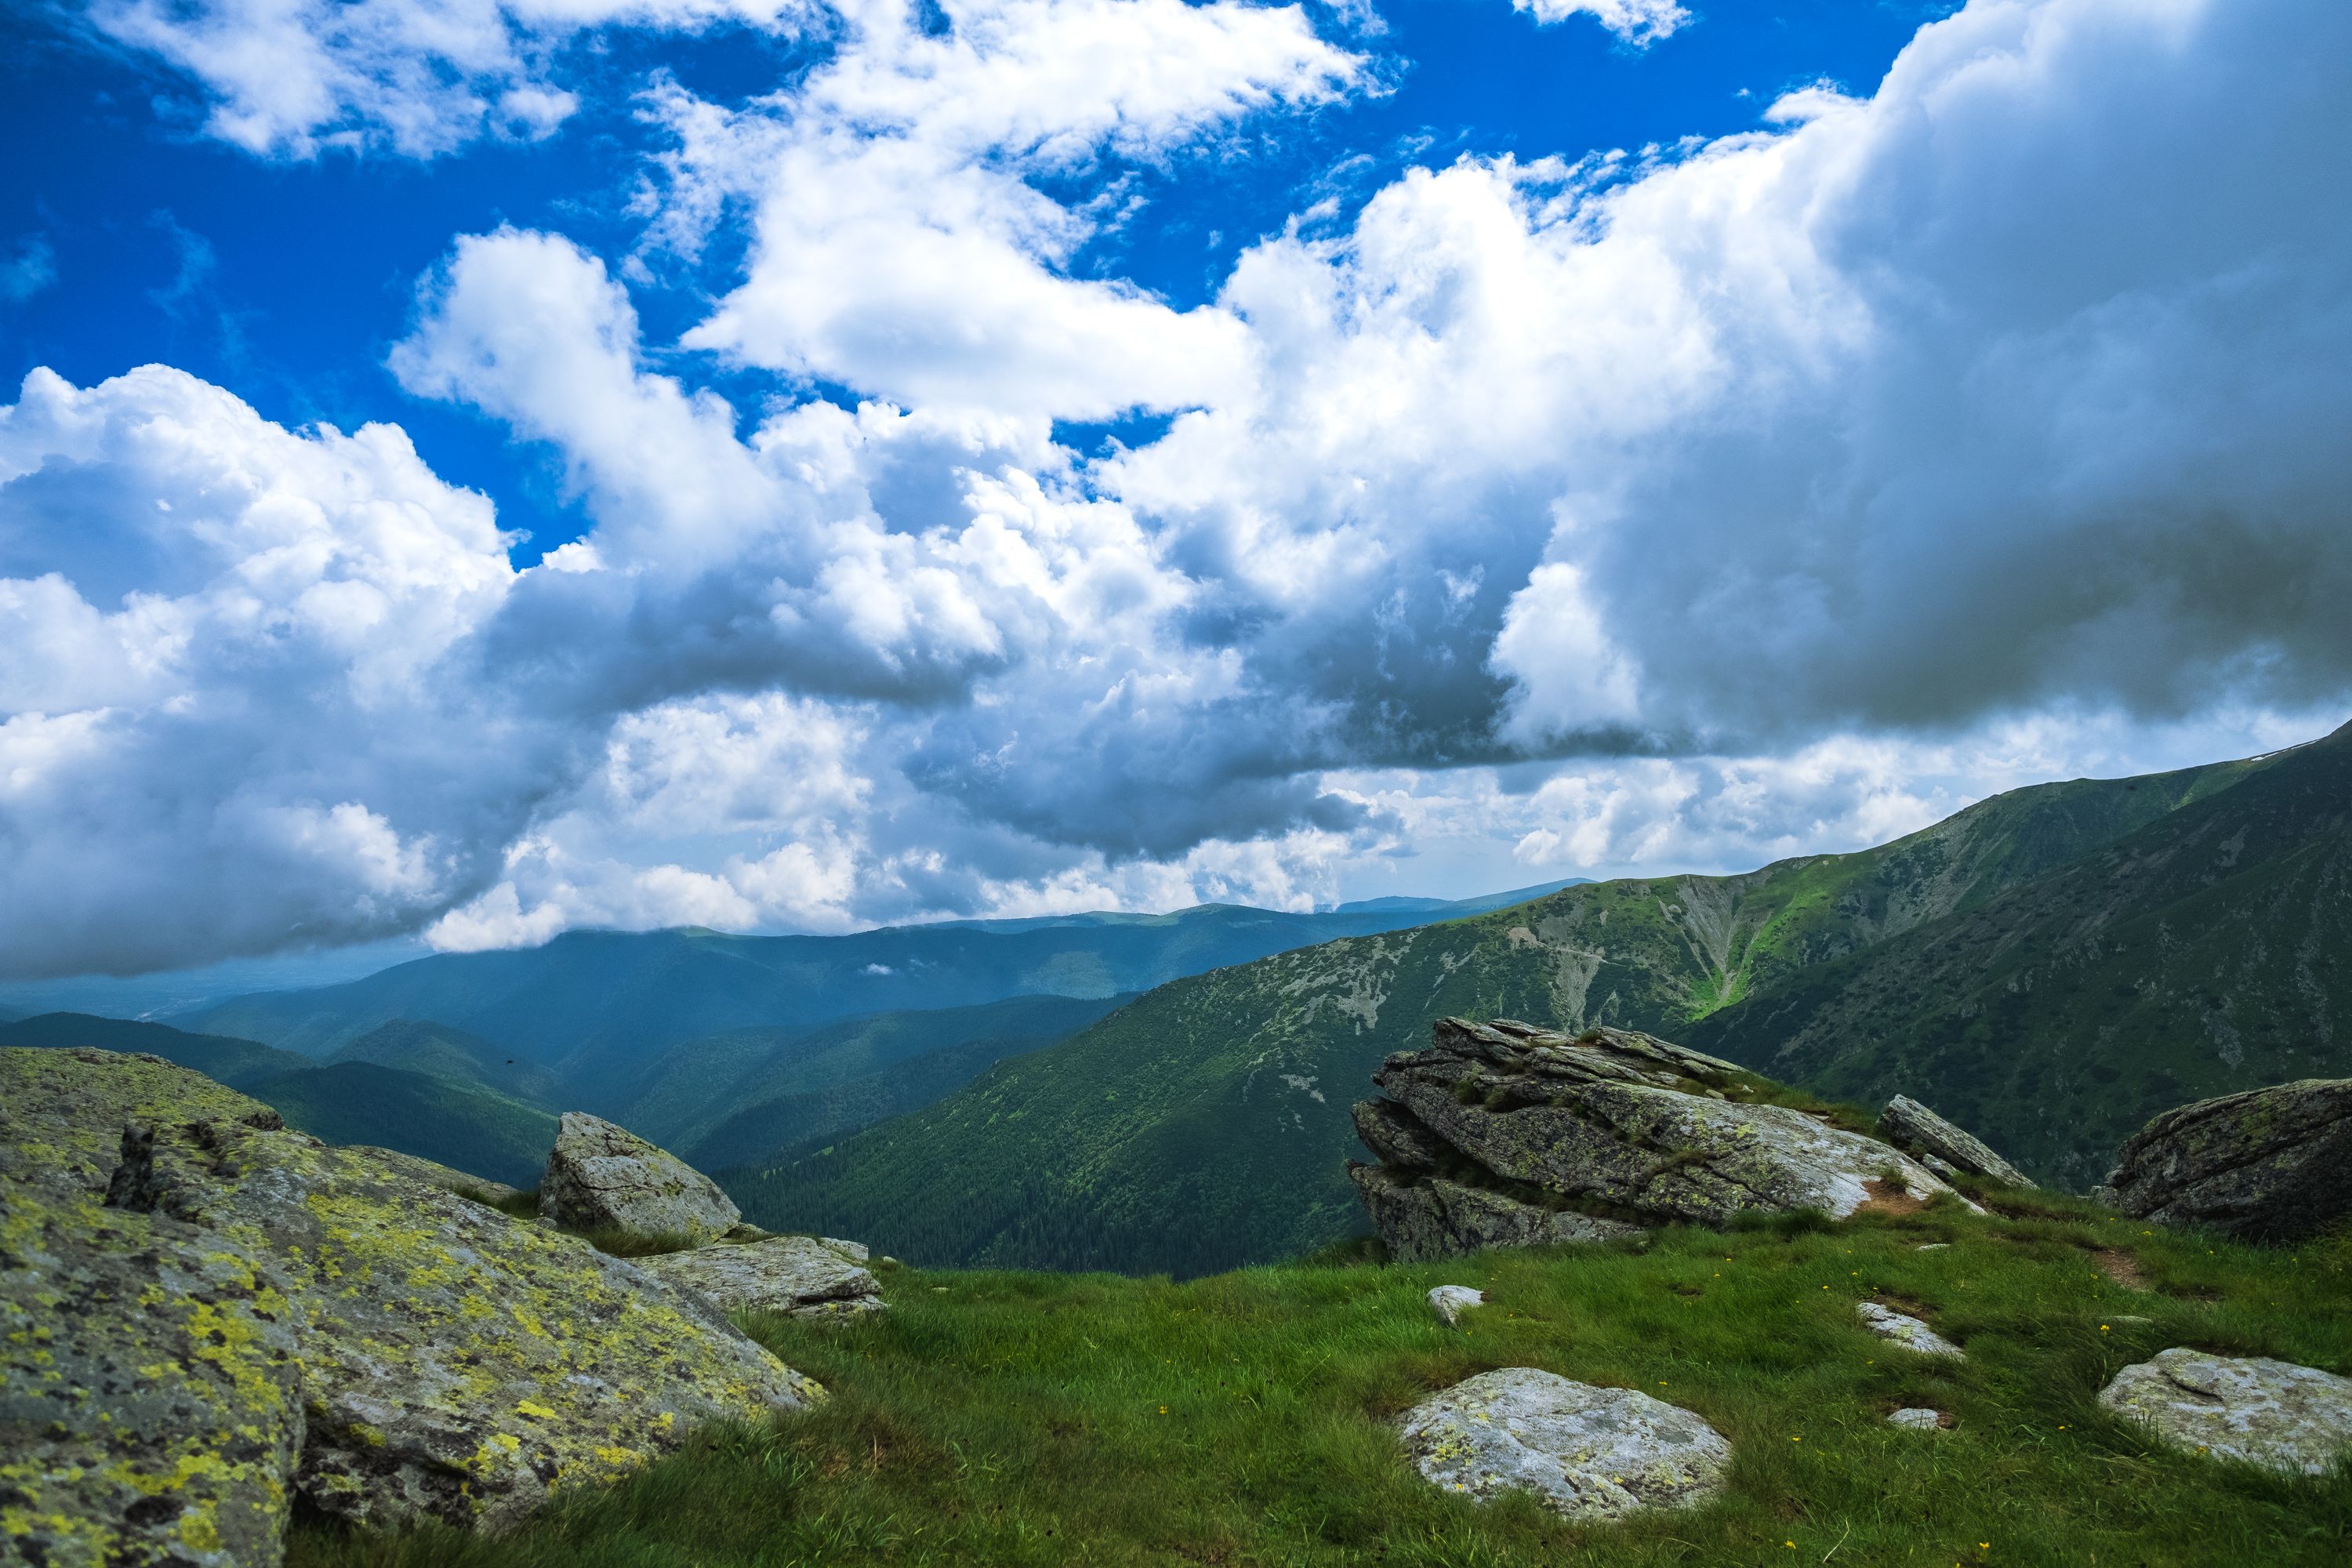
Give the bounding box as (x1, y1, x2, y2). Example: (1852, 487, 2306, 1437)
(728, 724, 2347, 1276)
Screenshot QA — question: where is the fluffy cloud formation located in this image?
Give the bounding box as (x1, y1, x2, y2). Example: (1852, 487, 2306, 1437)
(82, 0, 809, 156)
(650, 0, 1360, 421)
(1512, 0, 1688, 45)
(0, 365, 526, 974)
(9, 0, 2352, 975)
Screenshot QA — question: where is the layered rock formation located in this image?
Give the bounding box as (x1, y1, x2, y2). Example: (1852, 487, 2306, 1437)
(1348, 1018, 1970, 1260)
(1880, 1095, 2034, 1187)
(2097, 1079, 2352, 1242)
(1, 1047, 823, 1566)
(540, 1111, 742, 1243)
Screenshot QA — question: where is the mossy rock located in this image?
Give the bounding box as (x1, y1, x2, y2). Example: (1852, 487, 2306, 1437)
(2, 1047, 305, 1568)
(2, 1047, 826, 1558)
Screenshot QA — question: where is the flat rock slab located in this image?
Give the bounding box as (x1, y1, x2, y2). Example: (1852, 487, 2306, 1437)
(637, 1235, 886, 1320)
(349, 1144, 522, 1204)
(539, 1111, 741, 1244)
(1886, 1407, 1944, 1431)
(1857, 1301, 1964, 1359)
(2100, 1349, 2352, 1475)
(1397, 1367, 1731, 1520)
(1882, 1095, 2034, 1188)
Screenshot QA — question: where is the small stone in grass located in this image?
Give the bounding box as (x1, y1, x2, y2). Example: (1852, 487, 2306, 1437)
(1428, 1284, 1485, 1327)
(1886, 1407, 1944, 1431)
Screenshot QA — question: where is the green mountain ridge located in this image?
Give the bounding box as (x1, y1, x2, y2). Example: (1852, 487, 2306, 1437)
(327, 1017, 566, 1107)
(238, 1061, 559, 1188)
(728, 733, 2332, 1276)
(180, 896, 1566, 1102)
(0, 1011, 314, 1088)
(1687, 725, 2352, 1188)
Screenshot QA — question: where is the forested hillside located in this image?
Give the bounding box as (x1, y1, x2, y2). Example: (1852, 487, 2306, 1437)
(731, 737, 2315, 1275)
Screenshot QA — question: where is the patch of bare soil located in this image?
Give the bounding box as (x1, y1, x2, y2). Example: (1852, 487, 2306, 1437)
(1858, 1178, 1928, 1216)
(2092, 1248, 2151, 1290)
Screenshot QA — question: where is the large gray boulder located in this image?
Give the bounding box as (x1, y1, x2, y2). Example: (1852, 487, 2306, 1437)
(2100, 1349, 2352, 1474)
(539, 1111, 742, 1243)
(2, 1046, 825, 1559)
(636, 1235, 885, 1320)
(1397, 1367, 1731, 1519)
(1348, 1018, 1969, 1258)
(1882, 1095, 2034, 1188)
(2097, 1080, 2352, 1242)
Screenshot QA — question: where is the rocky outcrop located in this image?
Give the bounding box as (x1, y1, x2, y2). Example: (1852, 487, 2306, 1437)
(1396, 1367, 1731, 1519)
(2099, 1349, 2352, 1474)
(636, 1235, 885, 1320)
(2097, 1080, 2352, 1242)
(1, 1047, 823, 1563)
(1348, 1164, 1644, 1261)
(1348, 1018, 1970, 1258)
(540, 1112, 742, 1243)
(1881, 1095, 2034, 1188)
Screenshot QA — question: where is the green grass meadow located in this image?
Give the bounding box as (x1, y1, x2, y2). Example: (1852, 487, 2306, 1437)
(288, 1190, 2352, 1568)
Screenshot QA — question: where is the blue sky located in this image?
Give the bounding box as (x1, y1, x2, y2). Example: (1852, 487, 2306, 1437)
(2, 0, 2347, 980)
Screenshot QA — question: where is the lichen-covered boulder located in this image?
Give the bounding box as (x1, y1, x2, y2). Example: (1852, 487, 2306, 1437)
(2098, 1080, 2352, 1242)
(1348, 1163, 1643, 1261)
(114, 1111, 821, 1533)
(1351, 1019, 1969, 1260)
(2, 1048, 306, 1568)
(2099, 1349, 2352, 1474)
(635, 1235, 885, 1320)
(539, 1112, 741, 1244)
(1397, 1367, 1731, 1519)
(1856, 1301, 1964, 1359)
(1882, 1095, 2034, 1188)
(347, 1145, 523, 1205)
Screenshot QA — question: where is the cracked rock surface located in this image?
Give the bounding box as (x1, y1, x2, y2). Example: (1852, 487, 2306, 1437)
(1397, 1367, 1731, 1520)
(1348, 1018, 1969, 1259)
(2100, 1349, 2352, 1474)
(539, 1111, 742, 1244)
(637, 1235, 886, 1319)
(2098, 1080, 2352, 1243)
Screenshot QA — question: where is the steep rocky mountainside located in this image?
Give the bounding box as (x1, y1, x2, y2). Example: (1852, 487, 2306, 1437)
(735, 733, 2333, 1276)
(1689, 722, 2352, 1187)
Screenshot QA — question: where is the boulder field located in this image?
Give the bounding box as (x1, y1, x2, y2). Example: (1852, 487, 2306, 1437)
(0, 1047, 837, 1567)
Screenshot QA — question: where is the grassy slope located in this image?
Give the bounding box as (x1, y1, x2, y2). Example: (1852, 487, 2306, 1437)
(289, 1196, 2352, 1568)
(244, 1061, 559, 1188)
(1688, 724, 2352, 1189)
(656, 994, 1130, 1172)
(728, 755, 2267, 1275)
(0, 1011, 312, 1088)
(328, 1018, 565, 1107)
